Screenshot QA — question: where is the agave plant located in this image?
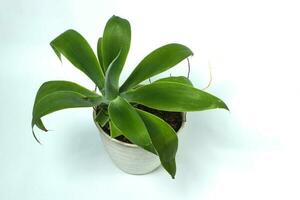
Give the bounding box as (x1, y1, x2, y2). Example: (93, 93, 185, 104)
(31, 15, 228, 178)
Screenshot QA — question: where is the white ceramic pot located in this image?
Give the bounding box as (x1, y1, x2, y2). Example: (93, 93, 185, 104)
(93, 111, 186, 175)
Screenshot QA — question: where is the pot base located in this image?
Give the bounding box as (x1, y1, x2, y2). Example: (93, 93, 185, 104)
(99, 130, 161, 175)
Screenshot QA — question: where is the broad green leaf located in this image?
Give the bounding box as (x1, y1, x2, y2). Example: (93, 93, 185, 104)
(137, 109, 178, 179)
(105, 51, 122, 100)
(50, 30, 105, 89)
(109, 121, 122, 138)
(102, 15, 131, 72)
(154, 76, 193, 86)
(120, 43, 193, 92)
(33, 80, 101, 131)
(108, 96, 156, 153)
(32, 81, 103, 133)
(122, 82, 229, 112)
(34, 81, 100, 104)
(97, 37, 104, 72)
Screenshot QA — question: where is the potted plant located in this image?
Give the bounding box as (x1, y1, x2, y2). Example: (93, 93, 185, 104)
(31, 15, 228, 178)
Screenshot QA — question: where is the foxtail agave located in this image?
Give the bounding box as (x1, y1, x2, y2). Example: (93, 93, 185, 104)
(32, 15, 228, 178)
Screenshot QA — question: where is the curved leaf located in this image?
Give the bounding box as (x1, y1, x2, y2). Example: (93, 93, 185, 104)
(32, 81, 103, 132)
(108, 96, 155, 153)
(154, 76, 193, 86)
(34, 81, 99, 104)
(120, 43, 193, 92)
(102, 15, 131, 72)
(33, 80, 101, 131)
(97, 37, 104, 72)
(122, 82, 229, 112)
(105, 51, 122, 100)
(137, 109, 178, 179)
(109, 121, 122, 138)
(50, 30, 105, 89)
(35, 119, 47, 132)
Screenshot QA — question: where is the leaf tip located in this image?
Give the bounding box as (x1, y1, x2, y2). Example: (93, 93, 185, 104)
(169, 169, 176, 179)
(215, 98, 229, 111)
(50, 43, 62, 62)
(221, 101, 230, 111)
(32, 129, 42, 145)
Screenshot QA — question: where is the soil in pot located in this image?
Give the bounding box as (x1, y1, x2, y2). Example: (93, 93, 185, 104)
(98, 104, 183, 144)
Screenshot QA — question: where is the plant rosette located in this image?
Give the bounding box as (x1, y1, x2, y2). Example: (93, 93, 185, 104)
(31, 15, 229, 179)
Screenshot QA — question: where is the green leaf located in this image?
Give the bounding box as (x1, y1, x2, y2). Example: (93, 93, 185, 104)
(50, 29, 105, 89)
(32, 81, 103, 133)
(120, 43, 193, 92)
(35, 119, 48, 132)
(132, 84, 146, 89)
(95, 109, 109, 127)
(154, 76, 193, 86)
(137, 109, 178, 179)
(122, 82, 229, 112)
(102, 15, 131, 72)
(108, 96, 155, 153)
(34, 81, 100, 104)
(109, 121, 122, 138)
(33, 80, 100, 131)
(97, 37, 104, 72)
(105, 51, 122, 100)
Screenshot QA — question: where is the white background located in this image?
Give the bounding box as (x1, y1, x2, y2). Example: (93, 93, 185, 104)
(1, 0, 300, 199)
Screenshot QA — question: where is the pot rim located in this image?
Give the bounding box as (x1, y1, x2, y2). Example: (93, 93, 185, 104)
(93, 110, 186, 148)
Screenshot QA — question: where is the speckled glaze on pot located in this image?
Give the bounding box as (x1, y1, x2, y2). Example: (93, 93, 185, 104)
(93, 111, 186, 175)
